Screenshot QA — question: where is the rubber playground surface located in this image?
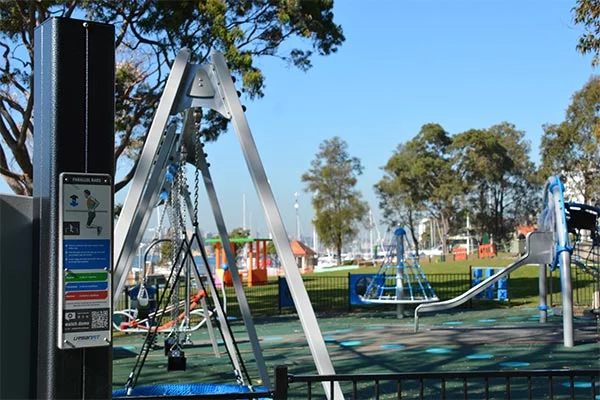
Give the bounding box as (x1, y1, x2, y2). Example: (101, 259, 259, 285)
(113, 307, 599, 398)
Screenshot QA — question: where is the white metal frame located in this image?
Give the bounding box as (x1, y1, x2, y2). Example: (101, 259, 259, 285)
(112, 49, 342, 397)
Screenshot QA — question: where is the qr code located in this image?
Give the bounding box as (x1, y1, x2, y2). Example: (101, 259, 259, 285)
(91, 309, 109, 330)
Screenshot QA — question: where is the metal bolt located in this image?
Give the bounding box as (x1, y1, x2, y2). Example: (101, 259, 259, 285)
(82, 22, 89, 28)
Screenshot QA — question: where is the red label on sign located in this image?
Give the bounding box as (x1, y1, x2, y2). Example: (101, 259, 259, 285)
(65, 290, 108, 301)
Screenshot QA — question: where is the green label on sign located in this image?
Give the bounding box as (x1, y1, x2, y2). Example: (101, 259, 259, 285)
(65, 272, 108, 282)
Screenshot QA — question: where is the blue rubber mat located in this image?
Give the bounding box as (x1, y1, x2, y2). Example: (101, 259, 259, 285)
(113, 383, 269, 398)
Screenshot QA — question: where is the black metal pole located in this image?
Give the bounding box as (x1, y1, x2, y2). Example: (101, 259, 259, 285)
(347, 273, 352, 312)
(34, 17, 114, 399)
(273, 365, 289, 400)
(278, 276, 282, 314)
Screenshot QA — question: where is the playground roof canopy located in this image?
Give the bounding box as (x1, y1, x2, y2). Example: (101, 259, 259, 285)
(291, 240, 315, 257)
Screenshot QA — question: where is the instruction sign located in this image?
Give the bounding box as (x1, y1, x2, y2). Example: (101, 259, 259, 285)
(58, 173, 112, 349)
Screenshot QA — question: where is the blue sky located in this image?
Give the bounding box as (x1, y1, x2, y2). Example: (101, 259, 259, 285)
(190, 0, 595, 244)
(7, 1, 594, 249)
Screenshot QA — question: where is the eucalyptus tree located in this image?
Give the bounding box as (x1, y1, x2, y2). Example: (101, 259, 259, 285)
(0, 0, 344, 194)
(377, 123, 460, 255)
(410, 124, 462, 254)
(540, 77, 600, 203)
(302, 136, 368, 265)
(574, 0, 600, 67)
(375, 142, 425, 255)
(452, 122, 538, 243)
(491, 123, 540, 228)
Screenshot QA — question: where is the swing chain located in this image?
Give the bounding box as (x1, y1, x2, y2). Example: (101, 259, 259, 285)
(156, 204, 166, 240)
(192, 107, 203, 227)
(166, 191, 178, 275)
(180, 168, 188, 237)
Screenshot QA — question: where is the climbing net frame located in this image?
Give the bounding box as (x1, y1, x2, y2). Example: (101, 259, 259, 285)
(361, 228, 439, 305)
(564, 203, 600, 280)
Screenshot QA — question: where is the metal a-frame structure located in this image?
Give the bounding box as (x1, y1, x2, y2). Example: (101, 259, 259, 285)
(112, 49, 343, 398)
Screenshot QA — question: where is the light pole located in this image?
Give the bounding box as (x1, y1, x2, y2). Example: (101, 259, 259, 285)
(294, 192, 300, 240)
(369, 209, 374, 259)
(312, 190, 318, 253)
(137, 242, 145, 278)
(242, 193, 246, 231)
(466, 212, 471, 256)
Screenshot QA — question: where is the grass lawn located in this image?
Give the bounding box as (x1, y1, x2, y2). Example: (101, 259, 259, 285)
(323, 254, 515, 275)
(117, 253, 596, 321)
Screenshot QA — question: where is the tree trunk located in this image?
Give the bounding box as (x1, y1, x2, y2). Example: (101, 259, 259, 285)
(440, 214, 450, 254)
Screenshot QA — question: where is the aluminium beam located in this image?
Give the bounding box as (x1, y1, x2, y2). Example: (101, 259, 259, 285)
(113, 124, 180, 306)
(207, 51, 343, 399)
(547, 179, 574, 347)
(113, 50, 191, 303)
(539, 263, 548, 323)
(182, 191, 257, 382)
(189, 142, 270, 388)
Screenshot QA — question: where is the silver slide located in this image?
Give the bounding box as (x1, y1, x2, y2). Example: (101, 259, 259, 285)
(414, 231, 555, 331)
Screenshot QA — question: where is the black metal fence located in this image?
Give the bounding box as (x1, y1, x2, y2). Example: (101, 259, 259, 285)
(114, 269, 597, 319)
(114, 367, 600, 399)
(423, 273, 472, 301)
(549, 266, 599, 307)
(273, 366, 600, 400)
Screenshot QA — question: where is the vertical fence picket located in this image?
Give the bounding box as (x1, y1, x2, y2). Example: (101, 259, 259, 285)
(441, 378, 446, 400)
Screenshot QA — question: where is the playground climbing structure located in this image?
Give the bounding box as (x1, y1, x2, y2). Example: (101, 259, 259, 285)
(416, 175, 594, 348)
(565, 203, 600, 283)
(362, 227, 439, 318)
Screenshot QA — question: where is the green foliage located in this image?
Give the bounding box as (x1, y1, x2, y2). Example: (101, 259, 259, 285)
(375, 142, 425, 253)
(452, 122, 540, 242)
(409, 124, 461, 243)
(160, 240, 173, 262)
(266, 241, 277, 255)
(229, 226, 250, 254)
(229, 226, 250, 239)
(378, 122, 539, 251)
(377, 123, 460, 254)
(540, 76, 600, 203)
(302, 136, 368, 264)
(574, 0, 600, 67)
(0, 0, 344, 194)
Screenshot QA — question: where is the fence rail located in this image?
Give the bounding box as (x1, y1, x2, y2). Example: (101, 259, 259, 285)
(275, 366, 600, 400)
(114, 268, 597, 318)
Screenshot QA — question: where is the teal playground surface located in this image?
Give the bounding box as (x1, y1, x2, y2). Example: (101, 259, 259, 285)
(113, 307, 599, 397)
